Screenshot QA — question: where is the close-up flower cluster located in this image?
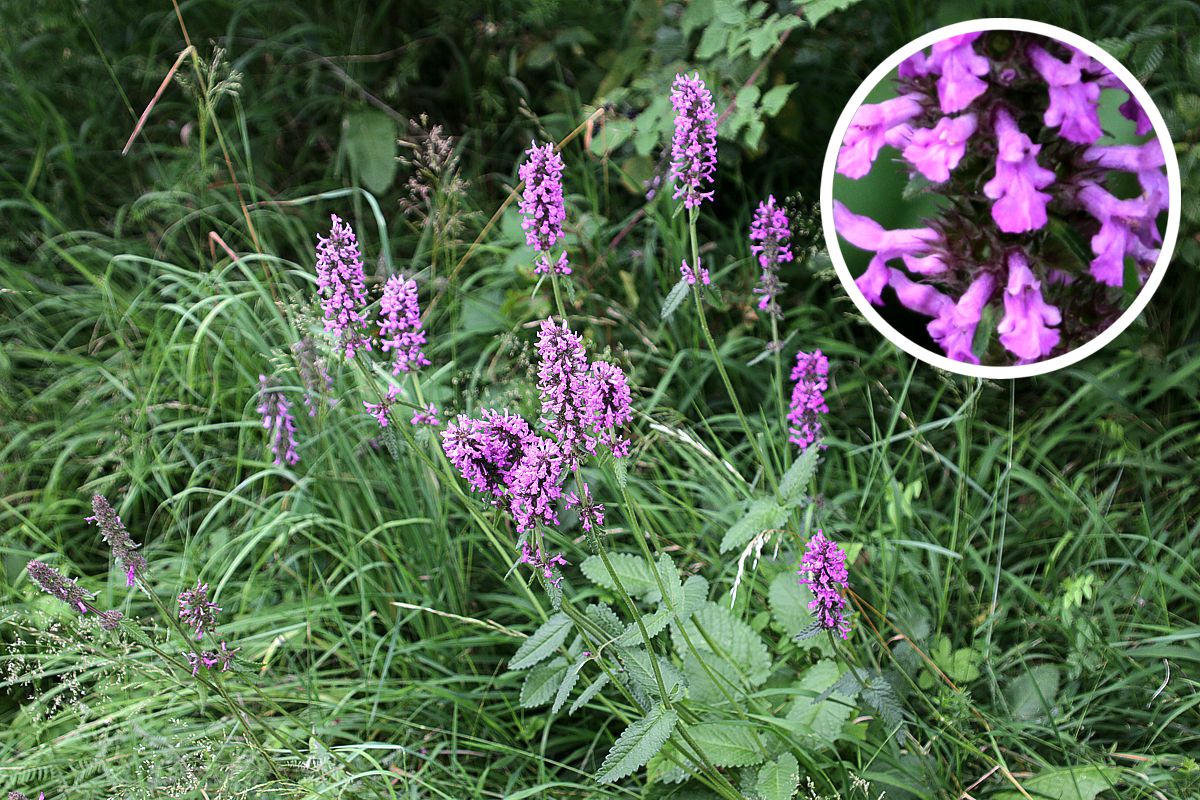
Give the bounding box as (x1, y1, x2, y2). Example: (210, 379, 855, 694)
(833, 30, 1169, 367)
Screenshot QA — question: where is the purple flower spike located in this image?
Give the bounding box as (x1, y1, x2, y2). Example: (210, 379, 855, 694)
(507, 437, 565, 533)
(669, 73, 718, 209)
(903, 114, 977, 182)
(566, 485, 606, 532)
(442, 410, 535, 499)
(257, 375, 300, 466)
(411, 403, 441, 427)
(928, 33, 989, 113)
(586, 360, 633, 458)
(314, 214, 372, 358)
(379, 275, 430, 375)
(177, 581, 222, 641)
(518, 141, 571, 275)
(87, 494, 147, 587)
(997, 252, 1061, 362)
(364, 385, 400, 428)
(749, 195, 794, 318)
(926, 273, 995, 364)
(680, 258, 710, 286)
(787, 350, 829, 451)
(798, 531, 851, 639)
(836, 93, 923, 179)
(27, 560, 93, 615)
(983, 109, 1055, 233)
(1028, 45, 1103, 145)
(518, 540, 569, 588)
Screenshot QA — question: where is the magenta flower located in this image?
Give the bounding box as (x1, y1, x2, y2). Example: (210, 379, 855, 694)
(364, 385, 400, 427)
(926, 273, 995, 364)
(411, 403, 441, 427)
(749, 195, 794, 317)
(982, 109, 1055, 233)
(378, 274, 430, 375)
(26, 560, 92, 614)
(787, 350, 829, 451)
(669, 73, 718, 209)
(1083, 141, 1168, 207)
(566, 485, 605, 533)
(177, 581, 221, 641)
(314, 214, 372, 358)
(886, 268, 953, 317)
(1120, 94, 1153, 136)
(928, 33, 989, 113)
(185, 641, 240, 676)
(1028, 44, 1103, 145)
(518, 540, 569, 588)
(86, 494, 147, 587)
(586, 360, 633, 458)
(257, 375, 300, 466)
(518, 141, 571, 275)
(836, 93, 923, 179)
(997, 252, 1061, 362)
(680, 258, 710, 286)
(442, 410, 535, 499)
(902, 114, 977, 182)
(798, 531, 851, 639)
(507, 437, 565, 533)
(1077, 183, 1162, 287)
(832, 200, 943, 304)
(535, 318, 595, 459)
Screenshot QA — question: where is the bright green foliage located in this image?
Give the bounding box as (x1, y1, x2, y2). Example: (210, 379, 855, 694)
(509, 612, 573, 670)
(595, 705, 679, 784)
(755, 753, 800, 800)
(720, 497, 789, 553)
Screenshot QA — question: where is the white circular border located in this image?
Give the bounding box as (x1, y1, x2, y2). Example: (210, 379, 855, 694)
(819, 18, 1182, 379)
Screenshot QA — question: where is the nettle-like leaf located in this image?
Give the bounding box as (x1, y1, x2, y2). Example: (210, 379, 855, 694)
(616, 574, 708, 646)
(661, 277, 692, 320)
(595, 705, 679, 784)
(800, 0, 863, 27)
(768, 572, 830, 655)
(586, 602, 625, 639)
(646, 750, 693, 785)
(508, 613, 572, 671)
(552, 655, 590, 714)
(1006, 664, 1062, 721)
(520, 657, 568, 708)
(816, 666, 907, 743)
(342, 109, 398, 195)
(686, 721, 764, 768)
(785, 659, 853, 750)
(671, 601, 772, 686)
(720, 497, 789, 553)
(621, 647, 688, 704)
(755, 753, 800, 800)
(581, 553, 665, 602)
(568, 673, 609, 716)
(778, 446, 820, 506)
(681, 649, 742, 705)
(992, 766, 1121, 800)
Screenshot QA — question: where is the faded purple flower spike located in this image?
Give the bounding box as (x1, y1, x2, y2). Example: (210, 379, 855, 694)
(87, 494, 147, 587)
(832, 201, 943, 304)
(314, 214, 372, 358)
(442, 410, 535, 499)
(669, 73, 718, 209)
(364, 385, 400, 427)
(177, 581, 221, 641)
(186, 641, 240, 676)
(98, 610, 124, 631)
(902, 114, 977, 183)
(787, 350, 829, 451)
(292, 336, 335, 415)
(518, 141, 571, 275)
(928, 33, 989, 113)
(411, 403, 441, 427)
(518, 540, 569, 588)
(983, 109, 1055, 233)
(926, 272, 995, 364)
(749, 195, 794, 317)
(507, 437, 565, 532)
(1028, 44, 1103, 145)
(379, 274, 430, 374)
(836, 93, 923, 179)
(997, 252, 1061, 362)
(680, 258, 710, 286)
(798, 531, 851, 639)
(27, 560, 92, 614)
(258, 375, 300, 466)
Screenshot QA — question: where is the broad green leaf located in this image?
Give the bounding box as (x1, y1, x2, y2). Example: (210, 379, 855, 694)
(589, 118, 634, 156)
(671, 601, 772, 685)
(695, 23, 729, 60)
(768, 572, 830, 655)
(1007, 664, 1061, 721)
(569, 673, 609, 715)
(616, 573, 707, 646)
(720, 497, 789, 553)
(520, 657, 568, 708)
(682, 649, 741, 705)
(509, 613, 571, 670)
(581, 553, 663, 602)
(646, 750, 692, 784)
(686, 721, 764, 767)
(595, 705, 679, 784)
(779, 445, 820, 505)
(586, 602, 625, 639)
(992, 766, 1121, 800)
(621, 647, 687, 703)
(760, 84, 795, 117)
(551, 655, 588, 714)
(661, 278, 692, 320)
(785, 659, 853, 749)
(342, 109, 397, 195)
(800, 0, 862, 26)
(756, 753, 800, 800)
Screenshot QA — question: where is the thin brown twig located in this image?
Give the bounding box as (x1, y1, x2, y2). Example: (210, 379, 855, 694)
(121, 46, 194, 156)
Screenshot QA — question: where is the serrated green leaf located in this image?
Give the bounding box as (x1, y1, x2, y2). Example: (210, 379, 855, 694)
(520, 657, 568, 708)
(681, 0, 715, 38)
(617, 573, 707, 646)
(785, 659, 853, 749)
(595, 705, 679, 784)
(801, 0, 862, 26)
(661, 278, 692, 320)
(509, 613, 571, 670)
(671, 601, 772, 685)
(621, 647, 687, 703)
(779, 445, 820, 504)
(343, 109, 397, 195)
(755, 753, 800, 800)
(687, 722, 764, 767)
(647, 749, 693, 784)
(712, 0, 747, 24)
(569, 673, 609, 715)
(695, 23, 730, 60)
(720, 497, 789, 553)
(992, 766, 1121, 800)
(760, 84, 795, 117)
(586, 603, 625, 639)
(1006, 664, 1061, 721)
(581, 553, 662, 602)
(552, 655, 589, 714)
(682, 649, 742, 705)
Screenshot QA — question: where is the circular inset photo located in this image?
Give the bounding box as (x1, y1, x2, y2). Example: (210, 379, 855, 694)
(821, 19, 1180, 377)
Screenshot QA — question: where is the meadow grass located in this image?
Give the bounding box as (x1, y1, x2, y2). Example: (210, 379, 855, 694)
(1, 1, 1198, 798)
